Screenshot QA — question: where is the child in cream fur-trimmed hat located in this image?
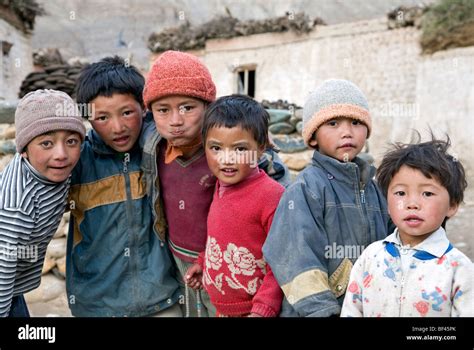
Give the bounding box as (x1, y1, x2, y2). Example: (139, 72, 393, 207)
(263, 79, 392, 317)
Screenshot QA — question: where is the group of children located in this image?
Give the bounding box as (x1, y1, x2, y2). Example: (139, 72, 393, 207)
(0, 50, 471, 318)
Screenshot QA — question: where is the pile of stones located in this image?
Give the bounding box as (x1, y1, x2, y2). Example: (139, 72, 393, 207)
(19, 64, 84, 98)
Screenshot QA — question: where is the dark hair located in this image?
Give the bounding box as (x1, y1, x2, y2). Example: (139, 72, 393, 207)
(377, 133, 467, 207)
(202, 94, 270, 148)
(75, 56, 144, 117)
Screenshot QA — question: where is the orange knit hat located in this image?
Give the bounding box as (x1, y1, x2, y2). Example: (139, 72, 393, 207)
(143, 50, 216, 109)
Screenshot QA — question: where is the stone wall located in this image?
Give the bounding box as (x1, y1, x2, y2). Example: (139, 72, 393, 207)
(0, 18, 33, 101)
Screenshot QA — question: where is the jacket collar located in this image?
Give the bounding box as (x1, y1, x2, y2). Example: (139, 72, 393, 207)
(21, 155, 68, 186)
(384, 227, 453, 260)
(311, 151, 375, 186)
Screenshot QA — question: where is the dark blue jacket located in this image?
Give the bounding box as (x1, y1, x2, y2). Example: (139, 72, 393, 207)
(66, 116, 180, 316)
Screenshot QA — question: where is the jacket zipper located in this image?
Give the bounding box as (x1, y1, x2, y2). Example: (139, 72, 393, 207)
(359, 180, 374, 246)
(123, 153, 142, 313)
(360, 189, 365, 204)
(150, 135, 166, 244)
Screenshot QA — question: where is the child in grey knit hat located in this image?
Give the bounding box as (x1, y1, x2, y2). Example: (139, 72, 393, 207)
(263, 79, 392, 317)
(0, 89, 85, 317)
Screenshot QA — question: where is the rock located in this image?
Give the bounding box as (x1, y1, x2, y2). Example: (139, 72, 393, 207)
(45, 76, 58, 83)
(0, 123, 10, 132)
(46, 238, 67, 259)
(0, 125, 15, 140)
(42, 256, 56, 275)
(51, 267, 65, 280)
(0, 101, 16, 124)
(0, 154, 14, 172)
(294, 108, 303, 120)
(23, 72, 48, 83)
(53, 218, 68, 239)
(25, 288, 72, 317)
(54, 213, 70, 238)
(62, 211, 70, 223)
(279, 150, 314, 171)
(269, 122, 295, 134)
(0, 140, 17, 155)
(289, 116, 300, 127)
(272, 136, 307, 153)
(32, 80, 48, 88)
(44, 64, 70, 73)
(261, 99, 302, 111)
(266, 109, 291, 124)
(55, 256, 66, 278)
(296, 121, 303, 134)
(24, 273, 65, 303)
(19, 63, 85, 98)
(33, 48, 65, 67)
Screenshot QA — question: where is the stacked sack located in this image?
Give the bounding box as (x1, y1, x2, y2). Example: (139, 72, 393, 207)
(19, 64, 83, 98)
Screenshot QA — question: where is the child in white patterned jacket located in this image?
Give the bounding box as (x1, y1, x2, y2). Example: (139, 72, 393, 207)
(342, 135, 473, 317)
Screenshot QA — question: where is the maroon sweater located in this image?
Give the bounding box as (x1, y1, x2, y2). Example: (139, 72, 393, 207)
(198, 171, 285, 317)
(158, 145, 216, 262)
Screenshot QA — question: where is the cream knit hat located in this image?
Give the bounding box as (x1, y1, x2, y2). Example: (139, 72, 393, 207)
(302, 79, 371, 147)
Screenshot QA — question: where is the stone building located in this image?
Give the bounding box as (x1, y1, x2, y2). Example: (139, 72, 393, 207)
(0, 1, 40, 102)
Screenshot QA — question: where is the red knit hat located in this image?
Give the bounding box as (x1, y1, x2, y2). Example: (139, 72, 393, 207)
(143, 50, 216, 109)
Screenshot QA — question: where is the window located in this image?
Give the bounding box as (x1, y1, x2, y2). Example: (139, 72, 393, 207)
(236, 65, 256, 98)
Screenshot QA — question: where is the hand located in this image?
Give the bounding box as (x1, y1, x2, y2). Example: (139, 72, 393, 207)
(184, 263, 203, 290)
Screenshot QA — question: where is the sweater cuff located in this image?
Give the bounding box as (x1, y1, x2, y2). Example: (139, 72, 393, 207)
(196, 251, 205, 267)
(251, 303, 278, 317)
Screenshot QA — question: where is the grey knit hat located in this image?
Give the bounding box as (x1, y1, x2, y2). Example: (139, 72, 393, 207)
(302, 79, 371, 147)
(15, 89, 86, 152)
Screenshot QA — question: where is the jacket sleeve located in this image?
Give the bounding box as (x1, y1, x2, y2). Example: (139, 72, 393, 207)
(259, 148, 291, 188)
(340, 252, 366, 317)
(0, 209, 33, 317)
(451, 257, 474, 317)
(262, 180, 340, 317)
(251, 207, 283, 317)
(138, 112, 157, 149)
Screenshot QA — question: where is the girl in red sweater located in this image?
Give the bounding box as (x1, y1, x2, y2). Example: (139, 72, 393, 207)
(185, 95, 284, 317)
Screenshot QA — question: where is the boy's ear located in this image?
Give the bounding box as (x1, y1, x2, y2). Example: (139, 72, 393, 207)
(309, 133, 318, 147)
(447, 203, 459, 219)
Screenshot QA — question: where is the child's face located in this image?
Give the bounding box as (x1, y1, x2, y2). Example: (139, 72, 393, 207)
(89, 93, 144, 152)
(23, 131, 82, 183)
(205, 125, 263, 186)
(150, 95, 206, 147)
(387, 165, 459, 246)
(309, 117, 367, 162)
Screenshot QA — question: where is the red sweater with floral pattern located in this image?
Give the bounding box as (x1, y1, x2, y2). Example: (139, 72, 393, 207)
(198, 171, 284, 317)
